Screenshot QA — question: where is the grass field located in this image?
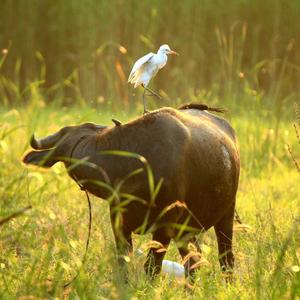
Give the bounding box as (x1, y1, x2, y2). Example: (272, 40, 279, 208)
(0, 99, 299, 299)
(1, 0, 300, 298)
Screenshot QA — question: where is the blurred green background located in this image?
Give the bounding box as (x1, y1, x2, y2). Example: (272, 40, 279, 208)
(1, 0, 299, 112)
(1, 1, 300, 298)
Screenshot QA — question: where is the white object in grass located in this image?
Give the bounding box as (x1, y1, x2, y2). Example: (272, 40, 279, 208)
(162, 259, 185, 279)
(135, 248, 185, 279)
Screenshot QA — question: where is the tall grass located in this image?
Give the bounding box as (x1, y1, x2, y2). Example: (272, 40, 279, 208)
(0, 102, 299, 298)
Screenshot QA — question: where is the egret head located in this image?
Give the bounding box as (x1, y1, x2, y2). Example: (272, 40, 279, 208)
(158, 44, 179, 56)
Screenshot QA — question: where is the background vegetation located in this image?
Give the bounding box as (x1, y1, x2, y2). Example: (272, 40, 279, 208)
(0, 0, 300, 299)
(1, 0, 300, 111)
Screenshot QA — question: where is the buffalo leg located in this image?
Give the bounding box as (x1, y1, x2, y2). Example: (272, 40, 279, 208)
(110, 213, 133, 267)
(214, 207, 235, 280)
(144, 231, 170, 279)
(177, 236, 201, 282)
(112, 226, 132, 283)
(115, 230, 132, 265)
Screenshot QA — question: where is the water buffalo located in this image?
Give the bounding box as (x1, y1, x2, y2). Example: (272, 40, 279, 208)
(23, 104, 240, 280)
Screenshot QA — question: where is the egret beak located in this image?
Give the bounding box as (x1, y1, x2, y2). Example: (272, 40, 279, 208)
(169, 50, 179, 56)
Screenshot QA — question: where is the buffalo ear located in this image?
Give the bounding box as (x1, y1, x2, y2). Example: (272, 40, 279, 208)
(22, 150, 58, 168)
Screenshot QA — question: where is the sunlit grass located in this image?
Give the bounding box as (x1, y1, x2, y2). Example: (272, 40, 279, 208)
(0, 100, 299, 298)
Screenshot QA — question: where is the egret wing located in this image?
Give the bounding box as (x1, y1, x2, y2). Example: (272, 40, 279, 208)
(128, 52, 154, 83)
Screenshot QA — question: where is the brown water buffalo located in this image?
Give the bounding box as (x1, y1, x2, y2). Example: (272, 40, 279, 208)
(23, 104, 240, 280)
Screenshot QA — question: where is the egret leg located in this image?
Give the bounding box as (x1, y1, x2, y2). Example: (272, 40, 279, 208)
(142, 89, 148, 114)
(144, 86, 162, 100)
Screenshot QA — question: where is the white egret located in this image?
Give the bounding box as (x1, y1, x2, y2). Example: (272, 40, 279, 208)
(128, 44, 179, 113)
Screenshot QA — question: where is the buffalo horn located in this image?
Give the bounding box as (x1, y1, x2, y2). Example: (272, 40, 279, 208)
(30, 130, 64, 150)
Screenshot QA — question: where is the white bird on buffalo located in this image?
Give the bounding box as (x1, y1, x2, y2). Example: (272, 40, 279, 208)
(128, 44, 179, 113)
